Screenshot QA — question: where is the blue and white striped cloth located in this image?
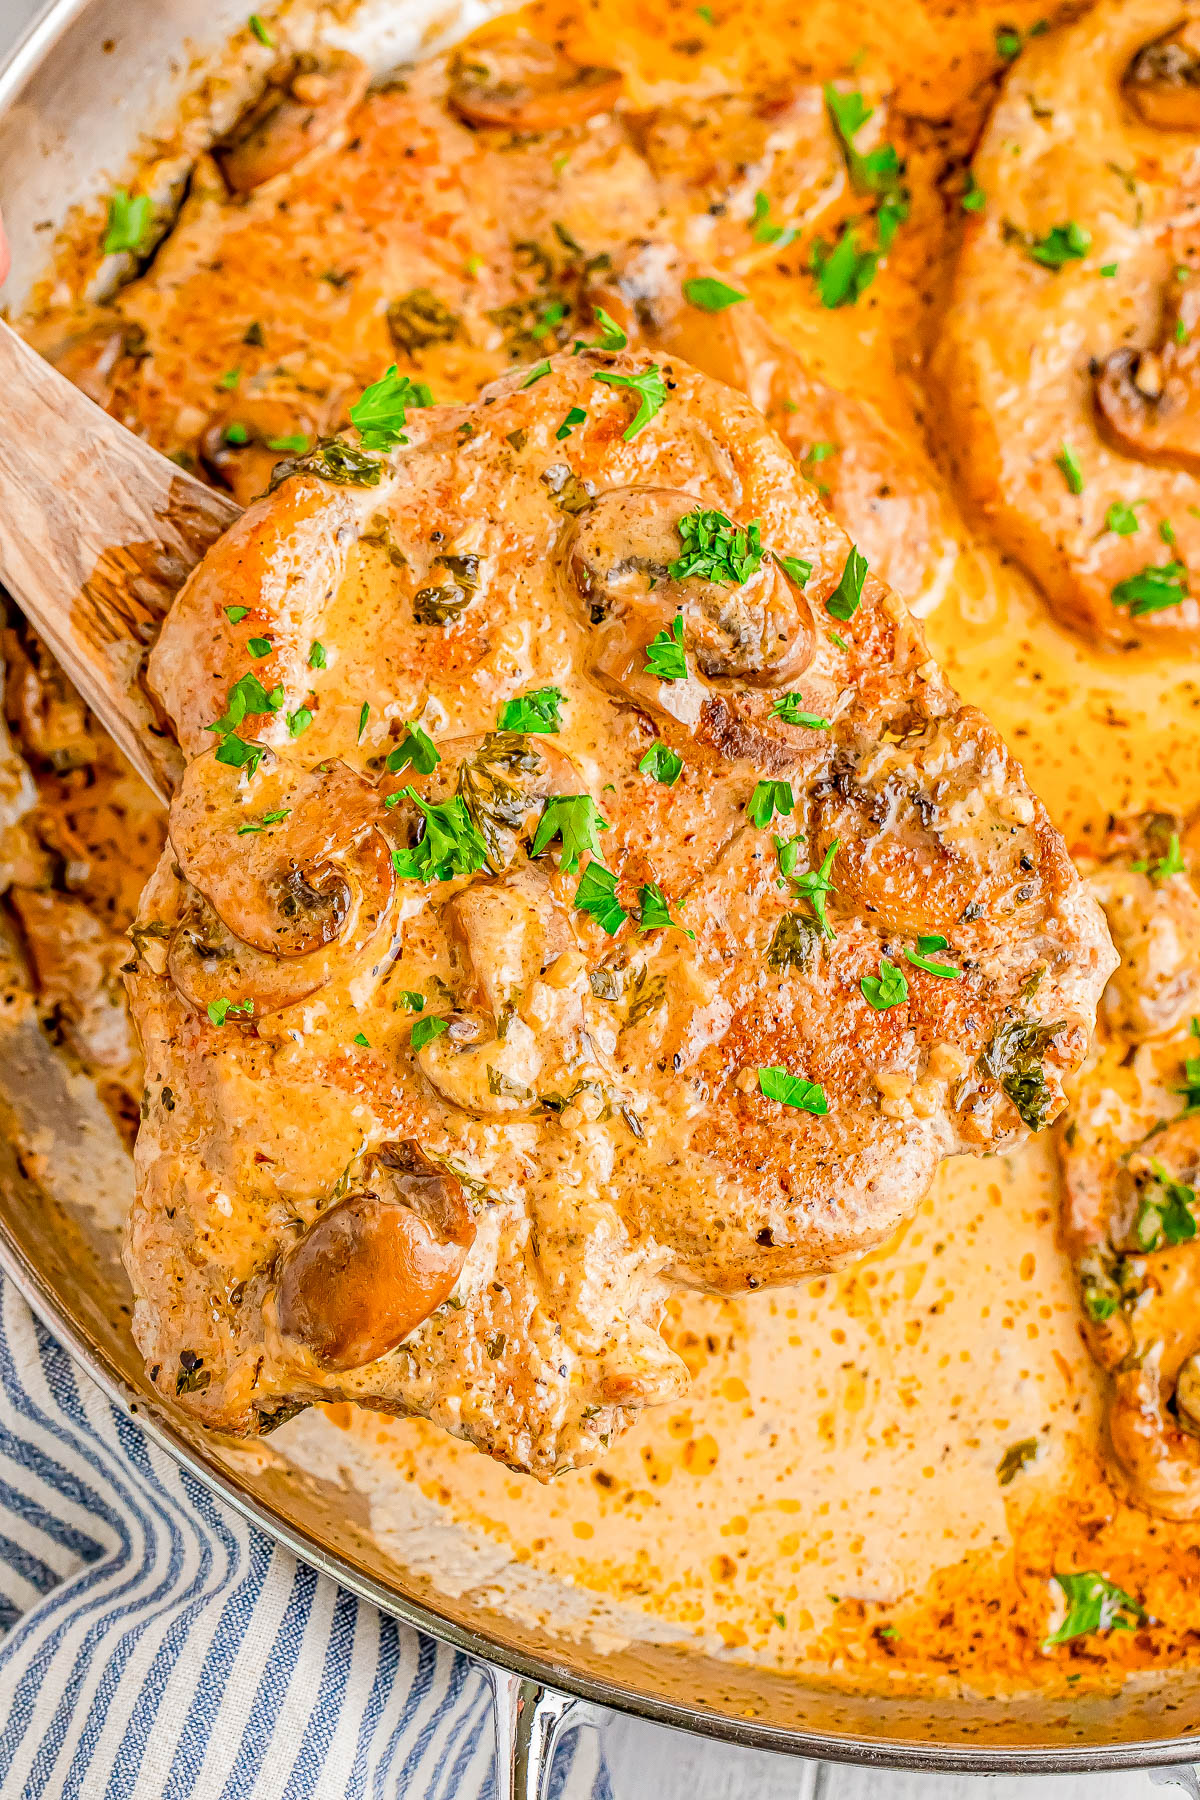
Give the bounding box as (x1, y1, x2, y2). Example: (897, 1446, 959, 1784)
(0, 1274, 606, 1799)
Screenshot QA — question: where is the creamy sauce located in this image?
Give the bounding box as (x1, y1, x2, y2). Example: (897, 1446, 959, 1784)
(22, 0, 1200, 1697)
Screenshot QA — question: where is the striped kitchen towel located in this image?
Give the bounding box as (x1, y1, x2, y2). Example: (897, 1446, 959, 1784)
(0, 1275, 606, 1800)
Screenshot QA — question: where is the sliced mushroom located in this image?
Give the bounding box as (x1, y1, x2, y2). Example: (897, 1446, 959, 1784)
(1124, 20, 1200, 129)
(1109, 1361, 1200, 1519)
(168, 750, 392, 957)
(167, 833, 396, 1018)
(275, 1142, 474, 1371)
(1095, 282, 1200, 469)
(448, 38, 622, 132)
(569, 486, 814, 687)
(198, 390, 325, 507)
(44, 316, 145, 411)
(214, 51, 369, 193)
(446, 860, 573, 1019)
(1177, 1353, 1200, 1432)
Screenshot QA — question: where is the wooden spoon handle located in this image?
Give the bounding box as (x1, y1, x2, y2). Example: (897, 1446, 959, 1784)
(0, 320, 239, 801)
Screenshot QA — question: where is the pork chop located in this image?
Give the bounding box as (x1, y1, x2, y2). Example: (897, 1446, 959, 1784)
(124, 351, 1114, 1474)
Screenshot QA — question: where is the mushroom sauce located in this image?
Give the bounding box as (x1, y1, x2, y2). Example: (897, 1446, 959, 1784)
(11, 0, 1200, 1700)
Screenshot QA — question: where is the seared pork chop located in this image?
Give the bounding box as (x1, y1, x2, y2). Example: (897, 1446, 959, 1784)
(125, 351, 1114, 1474)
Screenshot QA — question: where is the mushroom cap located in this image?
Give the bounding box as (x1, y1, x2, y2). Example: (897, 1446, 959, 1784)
(1124, 19, 1200, 127)
(448, 38, 622, 132)
(215, 51, 369, 194)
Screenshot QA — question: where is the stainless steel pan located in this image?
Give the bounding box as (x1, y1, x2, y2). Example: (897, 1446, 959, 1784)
(2, 1, 1200, 1787)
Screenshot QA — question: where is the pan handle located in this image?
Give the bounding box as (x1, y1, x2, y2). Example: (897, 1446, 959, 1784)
(488, 1667, 585, 1800)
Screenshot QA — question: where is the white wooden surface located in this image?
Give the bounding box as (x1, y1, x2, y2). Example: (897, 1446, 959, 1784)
(0, 0, 1195, 1792)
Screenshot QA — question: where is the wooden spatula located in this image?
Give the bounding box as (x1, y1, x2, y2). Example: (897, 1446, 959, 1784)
(0, 319, 240, 802)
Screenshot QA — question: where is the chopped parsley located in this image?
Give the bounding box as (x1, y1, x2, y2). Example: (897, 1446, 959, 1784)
(757, 1066, 828, 1114)
(861, 957, 909, 1011)
(308, 641, 327, 669)
(1055, 444, 1084, 494)
(225, 606, 250, 624)
(670, 508, 764, 584)
(214, 735, 266, 775)
(644, 614, 688, 682)
(386, 722, 440, 776)
(747, 780, 794, 828)
(397, 991, 425, 1012)
(357, 702, 370, 741)
(391, 790, 489, 883)
(775, 553, 813, 585)
(1026, 220, 1091, 270)
(826, 545, 868, 621)
(750, 189, 796, 249)
(682, 275, 747, 312)
(530, 794, 610, 873)
(810, 225, 878, 309)
(1105, 500, 1143, 536)
(522, 360, 552, 388)
(592, 305, 628, 351)
(219, 368, 241, 392)
(1111, 560, 1188, 616)
(1176, 1017, 1200, 1111)
(236, 808, 291, 836)
(207, 997, 253, 1027)
(904, 934, 961, 978)
(287, 706, 313, 738)
(350, 364, 426, 452)
(962, 171, 986, 213)
(496, 686, 566, 733)
(102, 188, 152, 256)
(789, 840, 839, 938)
(529, 299, 567, 341)
(411, 1015, 449, 1051)
(823, 86, 908, 213)
(637, 880, 694, 938)
(639, 742, 683, 785)
(207, 671, 283, 739)
(248, 12, 274, 46)
(592, 365, 667, 439)
(247, 636, 272, 658)
(265, 432, 309, 455)
(555, 405, 587, 441)
(1133, 1159, 1197, 1249)
(997, 1437, 1039, 1485)
(1100, 262, 1118, 277)
(1045, 1572, 1144, 1647)
(995, 23, 1021, 57)
(223, 422, 250, 445)
(1161, 517, 1178, 547)
(771, 694, 830, 729)
(574, 861, 628, 934)
(353, 1032, 371, 1048)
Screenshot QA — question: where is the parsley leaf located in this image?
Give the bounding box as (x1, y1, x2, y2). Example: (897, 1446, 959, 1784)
(357, 702, 370, 741)
(861, 957, 909, 1010)
(1112, 560, 1188, 616)
(1105, 500, 1143, 536)
(225, 606, 250, 625)
(207, 996, 253, 1027)
(644, 614, 688, 681)
(770, 695, 830, 729)
(903, 940, 961, 978)
(789, 840, 839, 938)
(411, 1015, 449, 1051)
(574, 861, 628, 934)
(1133, 1159, 1198, 1249)
(287, 706, 313, 738)
(531, 794, 610, 873)
(1045, 1572, 1144, 1647)
(556, 405, 588, 441)
(308, 641, 327, 669)
(390, 790, 489, 883)
(757, 1065, 828, 1114)
(995, 23, 1021, 57)
(236, 807, 291, 836)
(592, 305, 628, 351)
(265, 432, 310, 455)
(826, 545, 868, 621)
(1177, 1019, 1200, 1111)
(350, 364, 428, 451)
(637, 880, 694, 938)
(247, 636, 272, 658)
(810, 225, 878, 308)
(207, 671, 283, 738)
(386, 722, 440, 776)
(103, 188, 152, 256)
(962, 171, 986, 213)
(522, 360, 552, 388)
(640, 742, 683, 785)
(592, 365, 667, 438)
(496, 687, 566, 733)
(747, 780, 794, 828)
(670, 508, 764, 584)
(249, 13, 274, 46)
(682, 275, 747, 312)
(214, 735, 266, 775)
(1026, 220, 1091, 270)
(353, 1032, 371, 1047)
(750, 190, 797, 249)
(397, 991, 425, 1012)
(775, 553, 813, 586)
(1055, 444, 1084, 494)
